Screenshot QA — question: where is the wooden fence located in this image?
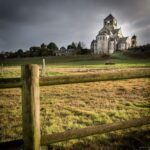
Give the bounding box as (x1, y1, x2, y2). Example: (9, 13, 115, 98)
(0, 64, 150, 150)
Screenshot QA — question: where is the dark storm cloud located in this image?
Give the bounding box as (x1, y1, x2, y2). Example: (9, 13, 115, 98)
(0, 0, 150, 51)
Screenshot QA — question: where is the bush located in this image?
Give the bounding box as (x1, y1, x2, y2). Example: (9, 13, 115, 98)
(124, 44, 150, 58)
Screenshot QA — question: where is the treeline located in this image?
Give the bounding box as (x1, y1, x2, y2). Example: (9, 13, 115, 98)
(0, 42, 58, 58)
(0, 41, 92, 59)
(124, 44, 150, 58)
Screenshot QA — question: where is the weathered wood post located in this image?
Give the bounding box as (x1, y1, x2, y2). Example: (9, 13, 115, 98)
(42, 58, 45, 76)
(22, 64, 40, 150)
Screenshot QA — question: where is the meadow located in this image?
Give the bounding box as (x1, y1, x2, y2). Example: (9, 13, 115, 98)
(0, 52, 150, 149)
(0, 52, 150, 78)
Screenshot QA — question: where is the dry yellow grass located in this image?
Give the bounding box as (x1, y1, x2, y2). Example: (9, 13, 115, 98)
(0, 78, 150, 149)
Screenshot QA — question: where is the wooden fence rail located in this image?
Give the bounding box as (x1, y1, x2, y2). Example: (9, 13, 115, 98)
(41, 116, 150, 145)
(40, 70, 150, 86)
(1, 116, 150, 149)
(0, 68, 150, 89)
(0, 78, 21, 89)
(0, 64, 150, 150)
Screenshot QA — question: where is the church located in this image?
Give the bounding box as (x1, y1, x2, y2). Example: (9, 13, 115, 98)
(91, 14, 137, 54)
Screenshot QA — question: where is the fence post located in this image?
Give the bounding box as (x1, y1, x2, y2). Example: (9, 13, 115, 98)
(21, 64, 40, 150)
(42, 58, 45, 76)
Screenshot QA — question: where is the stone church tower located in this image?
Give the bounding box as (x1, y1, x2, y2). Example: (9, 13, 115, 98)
(104, 14, 117, 31)
(131, 35, 137, 47)
(91, 14, 136, 54)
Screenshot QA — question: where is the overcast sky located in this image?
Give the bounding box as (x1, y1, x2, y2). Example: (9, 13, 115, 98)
(0, 0, 150, 51)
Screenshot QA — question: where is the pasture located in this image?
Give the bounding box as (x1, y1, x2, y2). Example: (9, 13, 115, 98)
(0, 52, 150, 149)
(0, 52, 150, 78)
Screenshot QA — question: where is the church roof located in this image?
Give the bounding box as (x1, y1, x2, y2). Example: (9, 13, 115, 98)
(118, 37, 128, 43)
(109, 37, 115, 41)
(98, 27, 110, 35)
(104, 14, 115, 21)
(91, 40, 96, 43)
(113, 28, 120, 34)
(132, 35, 136, 39)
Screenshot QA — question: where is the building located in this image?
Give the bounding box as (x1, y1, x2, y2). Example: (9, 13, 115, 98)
(55, 47, 75, 56)
(131, 35, 137, 48)
(91, 14, 137, 54)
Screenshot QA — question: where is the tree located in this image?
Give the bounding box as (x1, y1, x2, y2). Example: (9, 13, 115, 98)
(71, 42, 77, 49)
(40, 48, 49, 56)
(76, 42, 83, 54)
(60, 47, 66, 51)
(24, 50, 30, 57)
(80, 49, 92, 55)
(47, 42, 58, 56)
(16, 49, 24, 57)
(29, 47, 41, 57)
(41, 43, 47, 48)
(77, 42, 82, 50)
(47, 42, 58, 50)
(67, 44, 73, 50)
(67, 42, 77, 49)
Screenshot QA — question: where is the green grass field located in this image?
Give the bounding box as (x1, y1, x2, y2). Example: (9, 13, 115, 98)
(1, 52, 150, 68)
(0, 52, 150, 149)
(0, 52, 150, 78)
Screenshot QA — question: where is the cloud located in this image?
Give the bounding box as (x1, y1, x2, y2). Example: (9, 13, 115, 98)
(0, 0, 150, 51)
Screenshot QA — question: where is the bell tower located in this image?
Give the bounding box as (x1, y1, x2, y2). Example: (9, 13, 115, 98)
(104, 14, 117, 30)
(131, 35, 137, 47)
